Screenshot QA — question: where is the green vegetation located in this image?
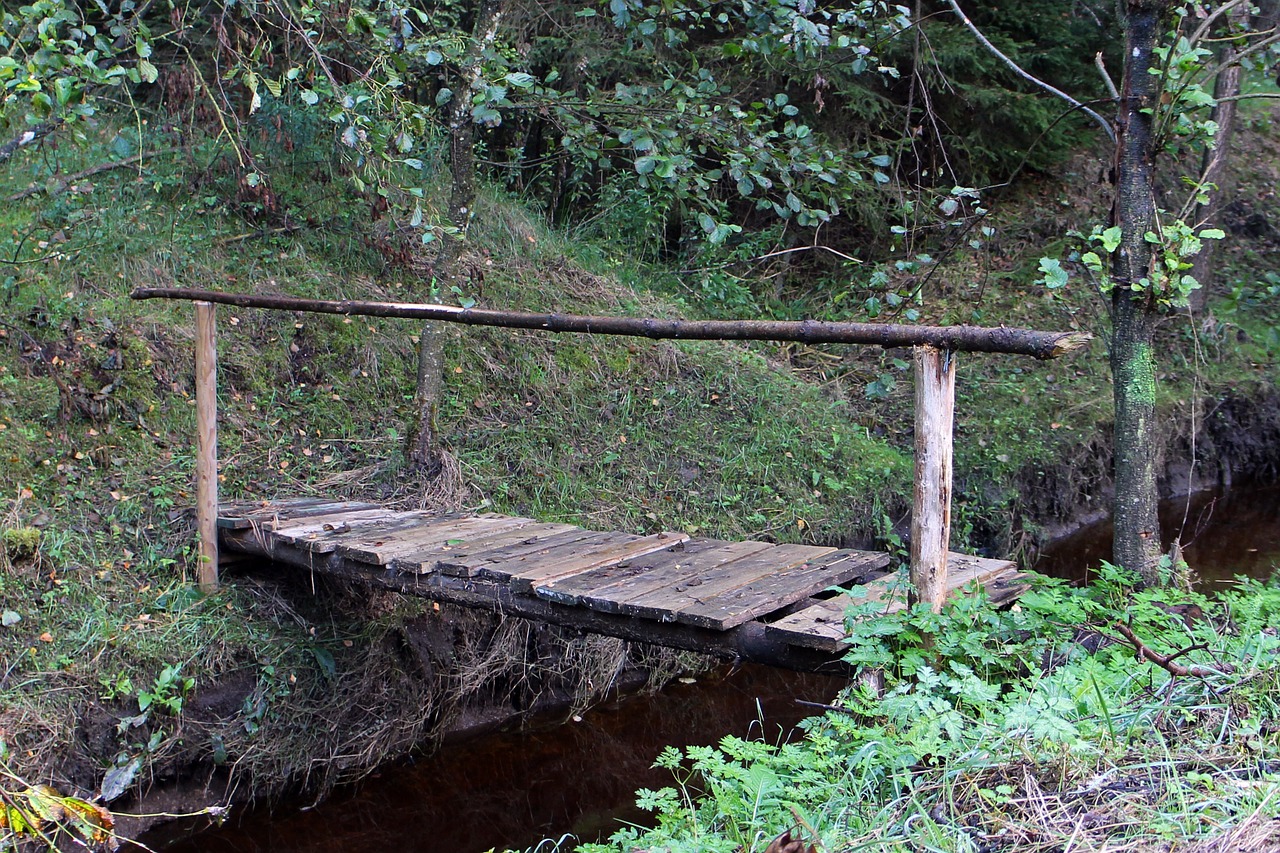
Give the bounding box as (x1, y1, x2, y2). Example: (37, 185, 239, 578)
(0, 0, 1278, 847)
(577, 569, 1280, 852)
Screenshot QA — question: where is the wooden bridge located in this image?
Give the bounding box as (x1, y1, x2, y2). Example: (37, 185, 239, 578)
(218, 498, 1025, 672)
(129, 288, 1085, 672)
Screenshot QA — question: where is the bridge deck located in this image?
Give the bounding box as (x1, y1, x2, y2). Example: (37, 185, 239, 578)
(218, 499, 1025, 672)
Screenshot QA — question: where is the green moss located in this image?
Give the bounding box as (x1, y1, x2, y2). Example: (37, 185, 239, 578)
(2, 527, 40, 558)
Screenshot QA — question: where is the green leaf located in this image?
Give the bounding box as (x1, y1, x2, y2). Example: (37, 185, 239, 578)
(1038, 257, 1068, 289)
(1100, 226, 1123, 253)
(634, 155, 657, 175)
(100, 755, 142, 802)
(311, 647, 336, 679)
(505, 72, 536, 89)
(1199, 228, 1226, 240)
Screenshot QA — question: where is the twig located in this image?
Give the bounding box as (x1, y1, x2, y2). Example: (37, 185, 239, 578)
(1095, 52, 1119, 101)
(0, 119, 62, 166)
(945, 0, 1115, 142)
(213, 224, 300, 245)
(1112, 622, 1233, 678)
(7, 148, 181, 202)
(794, 699, 857, 717)
(676, 244, 863, 275)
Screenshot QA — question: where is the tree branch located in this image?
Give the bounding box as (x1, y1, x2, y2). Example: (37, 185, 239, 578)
(129, 287, 1094, 359)
(6, 148, 181, 202)
(1112, 622, 1233, 679)
(945, 0, 1115, 142)
(0, 119, 62, 166)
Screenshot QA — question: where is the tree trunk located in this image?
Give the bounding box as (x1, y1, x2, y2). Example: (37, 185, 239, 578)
(407, 0, 505, 471)
(1111, 0, 1169, 584)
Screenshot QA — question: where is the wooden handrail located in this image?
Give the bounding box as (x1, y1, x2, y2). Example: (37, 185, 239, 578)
(150, 288, 1090, 600)
(132, 288, 1091, 358)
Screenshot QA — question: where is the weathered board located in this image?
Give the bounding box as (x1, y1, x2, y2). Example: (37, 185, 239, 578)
(336, 515, 538, 565)
(215, 501, 1028, 672)
(612, 543, 838, 623)
(764, 553, 1022, 652)
(216, 499, 382, 530)
(392, 522, 581, 576)
(534, 540, 771, 607)
(673, 550, 890, 630)
(436, 527, 604, 577)
(505, 531, 690, 593)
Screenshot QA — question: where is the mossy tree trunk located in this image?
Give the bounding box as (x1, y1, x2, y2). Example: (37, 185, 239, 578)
(1110, 0, 1169, 584)
(407, 0, 505, 472)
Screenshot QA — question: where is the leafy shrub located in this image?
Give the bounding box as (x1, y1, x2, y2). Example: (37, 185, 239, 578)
(582, 568, 1280, 852)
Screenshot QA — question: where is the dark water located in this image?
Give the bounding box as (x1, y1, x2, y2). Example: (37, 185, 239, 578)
(154, 665, 842, 853)
(156, 487, 1280, 853)
(1035, 486, 1280, 590)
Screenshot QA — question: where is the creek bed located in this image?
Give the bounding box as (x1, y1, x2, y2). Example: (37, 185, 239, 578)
(153, 486, 1280, 853)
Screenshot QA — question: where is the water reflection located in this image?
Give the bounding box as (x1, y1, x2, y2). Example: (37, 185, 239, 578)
(1034, 486, 1280, 588)
(155, 665, 842, 853)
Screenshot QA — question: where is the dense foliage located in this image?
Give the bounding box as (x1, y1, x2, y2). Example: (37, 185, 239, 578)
(582, 569, 1280, 851)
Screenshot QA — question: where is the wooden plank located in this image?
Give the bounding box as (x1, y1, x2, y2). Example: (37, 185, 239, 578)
(507, 531, 690, 593)
(437, 527, 601, 577)
(399, 523, 582, 576)
(473, 531, 627, 584)
(337, 515, 537, 565)
(673, 551, 889, 630)
(615, 543, 837, 622)
(269, 510, 429, 551)
(217, 499, 381, 529)
(767, 554, 1020, 651)
(549, 540, 774, 611)
(195, 301, 218, 592)
(535, 539, 723, 606)
(911, 345, 956, 612)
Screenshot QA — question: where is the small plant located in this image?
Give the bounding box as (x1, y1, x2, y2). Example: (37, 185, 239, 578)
(137, 665, 194, 716)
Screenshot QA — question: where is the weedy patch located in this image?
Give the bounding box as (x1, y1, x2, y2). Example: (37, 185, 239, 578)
(579, 569, 1280, 853)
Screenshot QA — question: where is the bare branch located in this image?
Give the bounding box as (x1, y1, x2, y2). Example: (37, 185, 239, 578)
(1095, 52, 1120, 101)
(945, 0, 1115, 142)
(0, 119, 62, 166)
(129, 286, 1094, 359)
(1112, 622, 1234, 679)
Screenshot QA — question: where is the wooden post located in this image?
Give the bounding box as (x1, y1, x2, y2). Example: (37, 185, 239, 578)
(910, 345, 955, 612)
(194, 301, 219, 592)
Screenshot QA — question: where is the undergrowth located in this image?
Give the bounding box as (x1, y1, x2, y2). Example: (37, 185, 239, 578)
(576, 568, 1280, 853)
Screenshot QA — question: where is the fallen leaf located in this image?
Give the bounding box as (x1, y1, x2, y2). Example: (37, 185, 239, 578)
(39, 632, 53, 643)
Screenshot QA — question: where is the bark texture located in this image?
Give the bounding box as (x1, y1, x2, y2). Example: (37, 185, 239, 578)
(130, 288, 1092, 359)
(1111, 0, 1169, 584)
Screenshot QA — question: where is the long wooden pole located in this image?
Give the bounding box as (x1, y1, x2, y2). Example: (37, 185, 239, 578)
(131, 287, 1092, 359)
(910, 345, 956, 612)
(194, 301, 219, 592)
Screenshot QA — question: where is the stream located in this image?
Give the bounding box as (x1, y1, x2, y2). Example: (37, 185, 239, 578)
(154, 486, 1280, 853)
